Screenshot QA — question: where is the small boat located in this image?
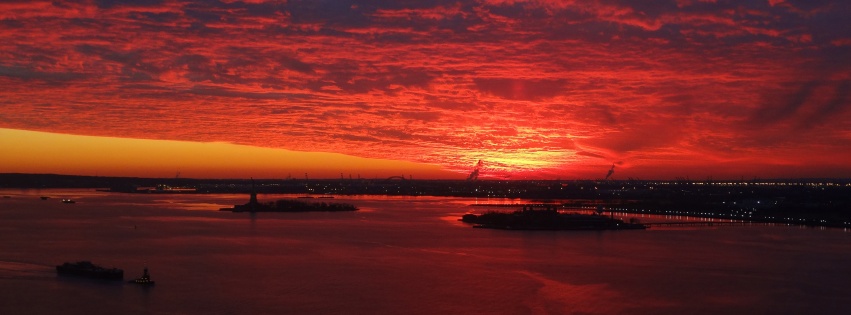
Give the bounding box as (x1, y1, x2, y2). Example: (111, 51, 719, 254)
(61, 199, 76, 204)
(130, 267, 155, 285)
(40, 196, 50, 200)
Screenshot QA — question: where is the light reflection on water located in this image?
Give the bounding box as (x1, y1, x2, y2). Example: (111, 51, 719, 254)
(1, 189, 850, 314)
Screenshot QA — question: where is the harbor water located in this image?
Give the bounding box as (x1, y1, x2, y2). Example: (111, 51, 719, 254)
(1, 189, 850, 314)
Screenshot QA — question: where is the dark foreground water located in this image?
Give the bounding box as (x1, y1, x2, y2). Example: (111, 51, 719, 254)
(1, 189, 850, 315)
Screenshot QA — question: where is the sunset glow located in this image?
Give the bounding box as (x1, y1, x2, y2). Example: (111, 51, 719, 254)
(2, 0, 850, 179)
(0, 128, 455, 179)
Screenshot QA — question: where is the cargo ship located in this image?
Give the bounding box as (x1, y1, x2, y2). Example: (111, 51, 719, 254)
(56, 261, 124, 280)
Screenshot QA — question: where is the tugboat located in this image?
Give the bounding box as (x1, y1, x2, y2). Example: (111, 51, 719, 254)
(130, 267, 155, 285)
(56, 261, 123, 280)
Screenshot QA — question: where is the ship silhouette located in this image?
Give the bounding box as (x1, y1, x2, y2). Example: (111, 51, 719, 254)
(56, 261, 123, 280)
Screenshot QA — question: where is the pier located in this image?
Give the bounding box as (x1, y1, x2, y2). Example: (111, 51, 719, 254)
(644, 221, 778, 228)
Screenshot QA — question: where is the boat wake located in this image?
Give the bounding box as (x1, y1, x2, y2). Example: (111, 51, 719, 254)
(0, 260, 54, 280)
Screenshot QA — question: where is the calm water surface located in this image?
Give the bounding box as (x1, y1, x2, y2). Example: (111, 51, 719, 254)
(1, 189, 850, 314)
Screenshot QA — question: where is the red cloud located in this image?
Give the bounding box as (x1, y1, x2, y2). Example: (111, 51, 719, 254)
(1, 0, 850, 179)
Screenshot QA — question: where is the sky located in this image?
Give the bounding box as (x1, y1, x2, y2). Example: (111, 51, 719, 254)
(1, 0, 850, 180)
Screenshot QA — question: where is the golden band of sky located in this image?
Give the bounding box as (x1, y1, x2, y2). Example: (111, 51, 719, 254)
(0, 128, 459, 179)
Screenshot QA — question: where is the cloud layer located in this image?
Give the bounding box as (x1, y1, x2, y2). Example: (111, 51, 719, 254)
(2, 0, 850, 178)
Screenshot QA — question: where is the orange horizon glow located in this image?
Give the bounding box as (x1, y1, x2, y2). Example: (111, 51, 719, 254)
(1, 1, 850, 180)
(0, 128, 458, 179)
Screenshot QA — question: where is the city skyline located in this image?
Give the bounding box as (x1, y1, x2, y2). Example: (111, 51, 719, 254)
(2, 0, 850, 179)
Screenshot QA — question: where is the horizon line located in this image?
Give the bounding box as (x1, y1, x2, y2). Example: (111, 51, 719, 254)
(3, 172, 851, 183)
